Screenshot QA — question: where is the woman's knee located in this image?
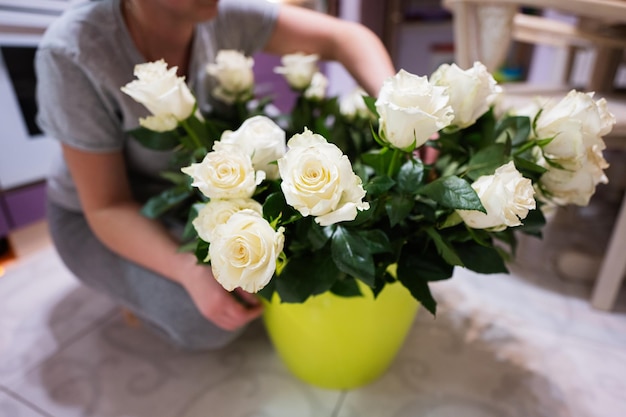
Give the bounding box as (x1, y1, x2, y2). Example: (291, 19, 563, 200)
(47, 201, 245, 351)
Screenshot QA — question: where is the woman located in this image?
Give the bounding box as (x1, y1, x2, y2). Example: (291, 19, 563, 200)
(36, 0, 395, 350)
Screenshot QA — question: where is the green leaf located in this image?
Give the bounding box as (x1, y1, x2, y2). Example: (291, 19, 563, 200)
(365, 176, 395, 196)
(514, 137, 540, 155)
(257, 278, 276, 301)
(396, 158, 425, 194)
(412, 199, 438, 223)
(396, 242, 455, 315)
(531, 108, 544, 136)
(358, 229, 392, 254)
(361, 148, 395, 177)
(513, 156, 547, 183)
(436, 130, 466, 154)
(331, 226, 375, 286)
(440, 211, 464, 229)
(329, 275, 363, 297)
(477, 107, 497, 145)
(307, 221, 333, 250)
(182, 203, 203, 241)
(128, 126, 182, 150)
(194, 239, 210, 264)
(536, 136, 555, 147)
(177, 240, 197, 253)
(496, 115, 531, 146)
(140, 185, 192, 219)
(184, 113, 213, 148)
(263, 192, 299, 225)
(370, 122, 387, 148)
(418, 176, 485, 212)
(515, 207, 546, 237)
(204, 116, 233, 140)
(363, 96, 379, 118)
(160, 171, 190, 186)
(425, 227, 464, 266)
(276, 252, 341, 302)
(466, 143, 508, 180)
(456, 242, 508, 274)
(397, 275, 436, 315)
(371, 274, 390, 299)
(288, 96, 313, 135)
(402, 242, 456, 282)
(314, 116, 331, 138)
(328, 124, 350, 154)
(347, 199, 377, 226)
(385, 194, 415, 227)
(466, 226, 493, 248)
(492, 228, 517, 256)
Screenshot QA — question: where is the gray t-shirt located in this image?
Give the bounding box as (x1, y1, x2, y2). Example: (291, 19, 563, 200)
(36, 0, 279, 212)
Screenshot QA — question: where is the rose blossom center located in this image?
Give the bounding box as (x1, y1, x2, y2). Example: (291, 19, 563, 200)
(297, 158, 332, 191)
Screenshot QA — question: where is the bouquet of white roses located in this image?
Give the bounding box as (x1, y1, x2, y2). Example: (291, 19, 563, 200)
(121, 52, 614, 315)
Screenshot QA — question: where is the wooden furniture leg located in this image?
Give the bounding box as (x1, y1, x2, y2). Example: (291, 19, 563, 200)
(591, 192, 626, 310)
(588, 46, 622, 92)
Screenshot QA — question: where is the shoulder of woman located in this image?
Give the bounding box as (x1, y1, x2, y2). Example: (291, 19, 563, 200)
(40, 0, 118, 54)
(215, 0, 280, 18)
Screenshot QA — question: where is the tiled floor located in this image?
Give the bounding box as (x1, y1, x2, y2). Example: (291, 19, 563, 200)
(1, 201, 626, 417)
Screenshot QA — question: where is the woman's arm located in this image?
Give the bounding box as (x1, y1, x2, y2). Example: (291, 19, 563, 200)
(264, 5, 396, 96)
(62, 144, 263, 330)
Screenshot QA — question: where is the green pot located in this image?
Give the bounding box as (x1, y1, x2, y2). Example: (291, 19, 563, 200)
(262, 280, 419, 390)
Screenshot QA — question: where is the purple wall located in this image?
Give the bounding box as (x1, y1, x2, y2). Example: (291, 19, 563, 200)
(0, 198, 9, 237)
(253, 53, 298, 113)
(0, 181, 46, 237)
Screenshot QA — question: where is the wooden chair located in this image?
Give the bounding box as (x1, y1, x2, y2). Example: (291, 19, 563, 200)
(442, 0, 626, 310)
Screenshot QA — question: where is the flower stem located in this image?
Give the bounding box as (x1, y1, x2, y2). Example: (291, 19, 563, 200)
(387, 147, 403, 177)
(236, 102, 247, 124)
(180, 118, 203, 149)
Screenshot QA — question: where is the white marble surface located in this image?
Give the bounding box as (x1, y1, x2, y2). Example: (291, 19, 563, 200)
(1, 217, 625, 417)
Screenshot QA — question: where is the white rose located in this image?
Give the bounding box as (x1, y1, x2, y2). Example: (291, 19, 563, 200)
(457, 161, 536, 231)
(375, 69, 453, 150)
(339, 87, 373, 121)
(193, 198, 263, 243)
(274, 53, 319, 90)
(121, 59, 196, 121)
(139, 114, 178, 132)
(430, 61, 501, 128)
(504, 96, 549, 120)
(209, 210, 285, 293)
(181, 143, 264, 200)
(206, 50, 254, 104)
(304, 72, 328, 101)
(541, 117, 587, 163)
(539, 145, 609, 206)
(218, 115, 286, 180)
(596, 96, 616, 137)
(537, 90, 615, 158)
(278, 129, 369, 226)
(532, 91, 612, 205)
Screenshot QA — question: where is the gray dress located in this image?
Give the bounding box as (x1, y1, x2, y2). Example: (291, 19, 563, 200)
(36, 0, 279, 350)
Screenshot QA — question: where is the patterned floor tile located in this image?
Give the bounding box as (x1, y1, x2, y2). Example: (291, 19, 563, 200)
(1, 217, 625, 417)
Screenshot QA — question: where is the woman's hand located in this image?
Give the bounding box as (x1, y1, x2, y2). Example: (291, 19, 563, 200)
(181, 263, 264, 331)
(62, 146, 263, 332)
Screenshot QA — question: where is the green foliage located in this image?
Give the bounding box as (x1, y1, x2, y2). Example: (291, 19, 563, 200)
(130, 67, 551, 316)
(274, 253, 341, 302)
(128, 126, 183, 150)
(140, 185, 194, 219)
(418, 176, 485, 212)
(331, 226, 376, 286)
